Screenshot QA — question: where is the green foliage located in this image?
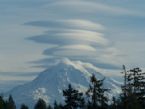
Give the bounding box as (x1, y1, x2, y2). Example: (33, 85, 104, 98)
(34, 99, 47, 109)
(110, 97, 117, 109)
(86, 74, 109, 109)
(119, 67, 145, 109)
(20, 104, 29, 109)
(0, 96, 5, 109)
(53, 101, 63, 109)
(5, 95, 16, 109)
(47, 105, 53, 109)
(63, 84, 85, 109)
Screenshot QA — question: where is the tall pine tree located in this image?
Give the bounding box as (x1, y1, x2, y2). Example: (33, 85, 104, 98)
(20, 104, 29, 109)
(120, 66, 145, 109)
(63, 84, 85, 109)
(5, 95, 16, 109)
(47, 105, 53, 109)
(86, 74, 109, 109)
(0, 96, 4, 109)
(53, 101, 63, 109)
(34, 99, 47, 109)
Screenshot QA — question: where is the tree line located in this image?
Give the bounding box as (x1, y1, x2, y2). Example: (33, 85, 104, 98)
(0, 66, 145, 109)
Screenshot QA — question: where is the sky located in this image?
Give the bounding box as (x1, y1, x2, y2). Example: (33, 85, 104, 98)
(0, 0, 145, 92)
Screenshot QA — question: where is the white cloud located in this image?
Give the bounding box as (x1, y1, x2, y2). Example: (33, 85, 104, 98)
(45, 0, 144, 16)
(64, 19, 105, 31)
(26, 19, 123, 69)
(25, 19, 105, 31)
(59, 45, 97, 52)
(27, 19, 109, 46)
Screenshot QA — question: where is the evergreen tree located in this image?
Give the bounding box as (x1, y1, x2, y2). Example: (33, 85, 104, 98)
(20, 104, 29, 109)
(63, 84, 85, 109)
(54, 101, 58, 109)
(47, 105, 53, 109)
(110, 97, 118, 109)
(53, 101, 62, 109)
(6, 95, 16, 109)
(0, 96, 5, 109)
(86, 74, 109, 109)
(120, 66, 145, 109)
(34, 99, 47, 109)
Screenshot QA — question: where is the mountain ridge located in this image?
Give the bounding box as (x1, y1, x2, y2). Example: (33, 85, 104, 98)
(7, 59, 122, 108)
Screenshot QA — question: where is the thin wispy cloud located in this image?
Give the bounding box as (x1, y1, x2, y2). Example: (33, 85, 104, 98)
(45, 0, 144, 17)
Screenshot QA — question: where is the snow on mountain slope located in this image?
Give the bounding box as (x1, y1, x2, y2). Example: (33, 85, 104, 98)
(7, 59, 122, 108)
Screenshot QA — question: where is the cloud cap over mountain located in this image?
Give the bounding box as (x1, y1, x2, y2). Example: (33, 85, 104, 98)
(26, 19, 123, 69)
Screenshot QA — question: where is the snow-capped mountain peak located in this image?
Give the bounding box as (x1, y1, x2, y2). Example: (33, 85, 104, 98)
(7, 59, 121, 108)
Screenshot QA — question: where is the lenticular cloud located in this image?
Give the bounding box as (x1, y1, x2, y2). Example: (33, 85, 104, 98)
(27, 19, 108, 54)
(26, 19, 120, 69)
(27, 19, 109, 47)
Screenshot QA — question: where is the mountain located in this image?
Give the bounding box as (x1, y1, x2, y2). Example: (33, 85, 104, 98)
(7, 59, 122, 108)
